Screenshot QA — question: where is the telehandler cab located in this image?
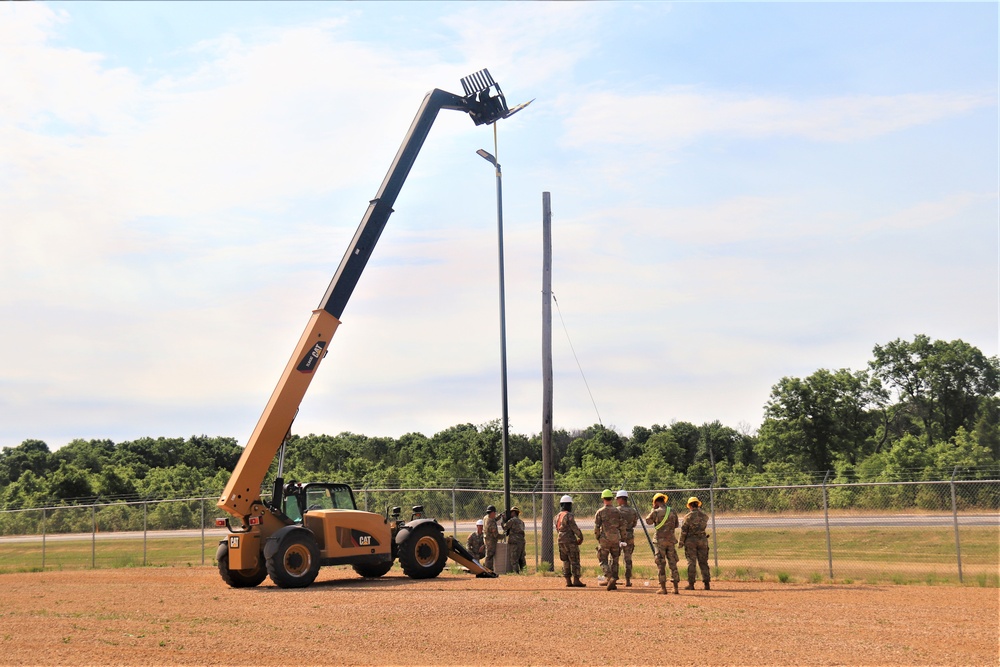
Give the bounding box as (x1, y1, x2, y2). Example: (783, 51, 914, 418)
(215, 70, 528, 588)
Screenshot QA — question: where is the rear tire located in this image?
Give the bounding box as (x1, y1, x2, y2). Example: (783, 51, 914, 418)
(398, 524, 447, 579)
(266, 532, 321, 589)
(352, 561, 394, 578)
(217, 545, 267, 588)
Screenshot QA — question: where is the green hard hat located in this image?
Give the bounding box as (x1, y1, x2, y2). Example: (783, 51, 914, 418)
(601, 489, 614, 499)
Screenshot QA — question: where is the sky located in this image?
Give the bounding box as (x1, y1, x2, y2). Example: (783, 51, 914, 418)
(1, 2, 997, 451)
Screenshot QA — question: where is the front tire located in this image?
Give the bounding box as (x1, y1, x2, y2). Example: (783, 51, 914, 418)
(398, 524, 447, 579)
(217, 543, 267, 588)
(352, 561, 394, 578)
(266, 532, 321, 589)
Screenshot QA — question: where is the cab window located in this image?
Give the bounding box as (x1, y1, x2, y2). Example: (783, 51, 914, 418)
(332, 487, 356, 510)
(283, 496, 303, 523)
(305, 487, 335, 511)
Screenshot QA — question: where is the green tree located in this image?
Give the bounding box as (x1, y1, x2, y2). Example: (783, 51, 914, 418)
(48, 462, 95, 501)
(0, 439, 53, 486)
(870, 335, 1000, 444)
(641, 430, 684, 470)
(53, 438, 114, 473)
(756, 368, 884, 472)
(0, 469, 46, 509)
(668, 421, 701, 472)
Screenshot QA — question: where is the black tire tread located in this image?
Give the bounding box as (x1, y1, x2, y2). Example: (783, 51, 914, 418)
(398, 524, 447, 580)
(217, 549, 267, 588)
(266, 532, 321, 589)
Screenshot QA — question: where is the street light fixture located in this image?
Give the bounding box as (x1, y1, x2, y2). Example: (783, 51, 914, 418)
(476, 146, 511, 521)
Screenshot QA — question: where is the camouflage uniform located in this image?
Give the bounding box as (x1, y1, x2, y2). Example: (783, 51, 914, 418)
(616, 502, 639, 583)
(555, 509, 583, 578)
(679, 506, 711, 587)
(594, 504, 626, 585)
(466, 531, 485, 560)
(645, 505, 680, 588)
(502, 513, 526, 573)
(483, 513, 500, 571)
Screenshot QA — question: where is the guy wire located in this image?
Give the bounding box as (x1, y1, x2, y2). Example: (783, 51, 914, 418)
(552, 292, 603, 427)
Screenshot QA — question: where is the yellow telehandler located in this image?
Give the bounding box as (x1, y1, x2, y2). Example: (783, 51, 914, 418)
(214, 70, 527, 588)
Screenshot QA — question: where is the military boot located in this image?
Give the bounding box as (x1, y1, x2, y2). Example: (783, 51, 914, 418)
(565, 575, 573, 587)
(625, 577, 632, 587)
(607, 579, 618, 591)
(704, 581, 711, 591)
(656, 582, 668, 595)
(572, 575, 587, 587)
(673, 581, 679, 594)
(685, 582, 696, 590)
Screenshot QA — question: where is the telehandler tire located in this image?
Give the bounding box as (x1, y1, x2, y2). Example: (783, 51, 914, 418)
(352, 561, 394, 578)
(217, 543, 267, 588)
(266, 531, 321, 588)
(398, 523, 447, 579)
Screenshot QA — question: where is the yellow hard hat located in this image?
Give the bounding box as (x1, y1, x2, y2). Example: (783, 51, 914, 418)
(652, 493, 668, 504)
(687, 496, 701, 507)
(601, 489, 614, 499)
(510, 506, 520, 514)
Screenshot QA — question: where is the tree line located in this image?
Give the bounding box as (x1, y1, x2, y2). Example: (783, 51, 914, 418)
(1, 335, 997, 512)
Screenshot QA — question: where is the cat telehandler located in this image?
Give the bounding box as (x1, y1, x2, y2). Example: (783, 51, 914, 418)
(214, 69, 528, 588)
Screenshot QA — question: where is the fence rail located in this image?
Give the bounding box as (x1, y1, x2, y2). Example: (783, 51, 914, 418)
(1, 480, 996, 586)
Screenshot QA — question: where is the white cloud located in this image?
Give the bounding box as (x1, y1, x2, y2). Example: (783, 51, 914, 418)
(857, 191, 998, 235)
(0, 3, 995, 448)
(0, 5, 140, 133)
(564, 88, 995, 149)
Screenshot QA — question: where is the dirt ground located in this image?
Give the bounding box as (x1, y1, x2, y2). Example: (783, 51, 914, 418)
(1, 566, 996, 666)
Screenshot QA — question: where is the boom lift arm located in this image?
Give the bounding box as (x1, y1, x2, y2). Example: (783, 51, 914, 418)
(217, 69, 527, 527)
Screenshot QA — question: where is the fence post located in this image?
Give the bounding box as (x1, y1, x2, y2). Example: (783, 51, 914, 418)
(823, 470, 833, 579)
(363, 485, 369, 513)
(950, 467, 963, 583)
(532, 483, 538, 569)
(709, 479, 718, 572)
(91, 505, 96, 569)
(201, 497, 206, 565)
(143, 501, 148, 567)
(452, 481, 458, 538)
(41, 508, 46, 570)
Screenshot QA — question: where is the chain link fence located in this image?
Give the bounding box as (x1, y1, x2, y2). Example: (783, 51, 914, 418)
(1, 480, 996, 586)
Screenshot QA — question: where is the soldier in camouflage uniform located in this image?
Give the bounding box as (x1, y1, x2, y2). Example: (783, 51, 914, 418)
(483, 505, 500, 572)
(594, 488, 627, 591)
(614, 490, 639, 587)
(555, 495, 585, 587)
(644, 492, 680, 594)
(467, 519, 486, 560)
(502, 506, 526, 573)
(679, 496, 711, 590)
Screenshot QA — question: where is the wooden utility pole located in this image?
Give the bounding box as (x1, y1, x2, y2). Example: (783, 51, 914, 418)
(541, 192, 554, 568)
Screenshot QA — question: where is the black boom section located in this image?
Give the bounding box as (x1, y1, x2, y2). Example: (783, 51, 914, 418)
(319, 70, 521, 319)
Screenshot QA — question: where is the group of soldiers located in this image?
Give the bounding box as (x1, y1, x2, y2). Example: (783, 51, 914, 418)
(469, 490, 712, 594)
(465, 504, 527, 573)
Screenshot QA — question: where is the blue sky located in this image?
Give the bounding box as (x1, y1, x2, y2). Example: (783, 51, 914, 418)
(1, 2, 997, 450)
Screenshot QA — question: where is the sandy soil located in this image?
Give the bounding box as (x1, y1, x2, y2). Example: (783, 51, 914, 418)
(1, 567, 996, 666)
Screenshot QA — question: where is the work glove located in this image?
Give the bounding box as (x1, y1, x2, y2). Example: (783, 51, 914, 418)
(619, 541, 627, 548)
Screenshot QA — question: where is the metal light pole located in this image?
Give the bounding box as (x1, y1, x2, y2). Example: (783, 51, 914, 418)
(476, 147, 511, 518)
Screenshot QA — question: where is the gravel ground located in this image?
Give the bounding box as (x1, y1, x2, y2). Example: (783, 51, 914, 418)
(1, 567, 996, 666)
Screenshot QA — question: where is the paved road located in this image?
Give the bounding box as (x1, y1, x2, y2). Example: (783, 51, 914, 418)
(2, 513, 995, 544)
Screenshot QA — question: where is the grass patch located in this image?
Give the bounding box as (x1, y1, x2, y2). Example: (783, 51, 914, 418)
(0, 524, 994, 588)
